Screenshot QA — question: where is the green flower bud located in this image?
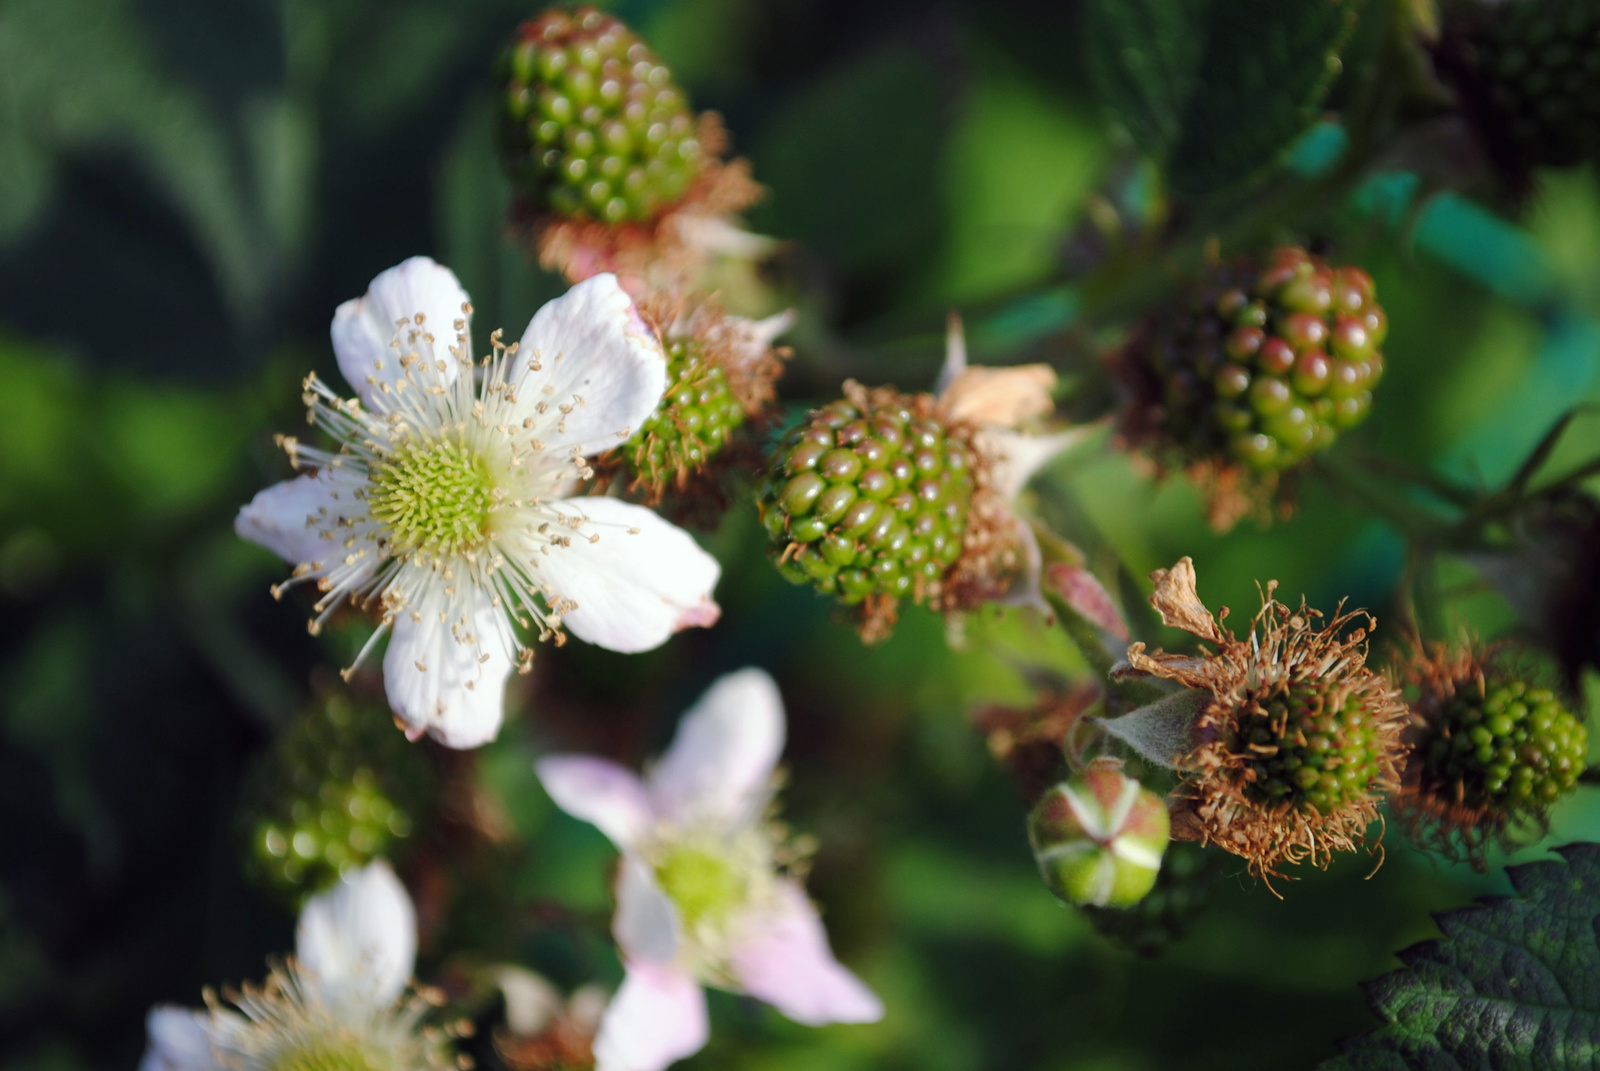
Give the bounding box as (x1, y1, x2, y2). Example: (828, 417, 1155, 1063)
(1028, 758, 1171, 908)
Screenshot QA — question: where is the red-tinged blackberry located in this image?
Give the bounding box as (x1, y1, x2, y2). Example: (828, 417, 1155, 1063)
(1115, 246, 1388, 529)
(1436, 0, 1600, 174)
(1083, 841, 1226, 957)
(1116, 558, 1407, 880)
(757, 382, 979, 637)
(242, 693, 436, 902)
(1397, 640, 1588, 864)
(499, 6, 703, 224)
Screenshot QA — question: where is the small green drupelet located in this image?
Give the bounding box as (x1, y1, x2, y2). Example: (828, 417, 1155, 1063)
(622, 337, 745, 489)
(1231, 678, 1392, 816)
(498, 5, 704, 224)
(757, 394, 972, 605)
(1422, 677, 1587, 816)
(1137, 245, 1387, 473)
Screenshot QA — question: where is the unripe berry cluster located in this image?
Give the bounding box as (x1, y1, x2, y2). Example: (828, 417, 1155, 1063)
(758, 389, 973, 607)
(243, 695, 434, 900)
(500, 6, 702, 223)
(1398, 646, 1589, 859)
(1128, 246, 1387, 474)
(623, 336, 746, 490)
(1232, 679, 1395, 816)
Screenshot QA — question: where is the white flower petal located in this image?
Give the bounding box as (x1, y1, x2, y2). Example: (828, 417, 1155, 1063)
(647, 668, 785, 826)
(295, 860, 417, 1009)
(514, 274, 667, 457)
(541, 497, 721, 654)
(383, 592, 515, 748)
(234, 473, 365, 575)
(332, 257, 470, 410)
(534, 755, 653, 850)
(730, 879, 883, 1027)
(140, 1007, 217, 1071)
(592, 962, 708, 1071)
(613, 856, 679, 966)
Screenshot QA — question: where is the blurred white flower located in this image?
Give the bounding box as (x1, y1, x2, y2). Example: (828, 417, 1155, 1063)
(536, 669, 882, 1071)
(236, 258, 722, 748)
(140, 862, 451, 1071)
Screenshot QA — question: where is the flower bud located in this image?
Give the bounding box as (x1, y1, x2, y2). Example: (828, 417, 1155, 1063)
(1028, 758, 1171, 908)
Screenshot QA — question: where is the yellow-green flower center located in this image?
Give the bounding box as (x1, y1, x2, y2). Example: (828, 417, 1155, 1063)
(270, 1039, 387, 1071)
(655, 844, 746, 929)
(368, 438, 495, 557)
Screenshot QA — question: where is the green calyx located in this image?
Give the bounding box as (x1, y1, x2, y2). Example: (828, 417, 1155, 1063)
(757, 393, 973, 606)
(498, 5, 704, 223)
(1422, 676, 1587, 816)
(623, 337, 744, 489)
(1232, 678, 1391, 815)
(1455, 0, 1600, 167)
(655, 843, 746, 929)
(368, 437, 495, 558)
(244, 696, 434, 901)
(1135, 245, 1386, 473)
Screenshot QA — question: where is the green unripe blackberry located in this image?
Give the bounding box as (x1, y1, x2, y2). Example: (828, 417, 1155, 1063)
(1412, 674, 1587, 825)
(1124, 246, 1387, 474)
(623, 336, 744, 489)
(757, 388, 974, 607)
(242, 694, 435, 901)
(1231, 678, 1395, 815)
(1083, 841, 1225, 957)
(1439, 0, 1600, 169)
(499, 6, 704, 224)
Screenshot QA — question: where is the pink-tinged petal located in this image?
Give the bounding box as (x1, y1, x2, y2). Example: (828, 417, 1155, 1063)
(534, 755, 652, 850)
(296, 860, 417, 1009)
(613, 856, 679, 965)
(514, 274, 667, 458)
(592, 962, 707, 1071)
(331, 257, 470, 410)
(234, 473, 367, 576)
(383, 593, 515, 748)
(648, 668, 785, 826)
(540, 496, 721, 654)
(140, 1007, 217, 1071)
(730, 880, 883, 1027)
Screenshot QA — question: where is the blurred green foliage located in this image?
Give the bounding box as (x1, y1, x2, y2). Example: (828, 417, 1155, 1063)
(2, 1, 1599, 1070)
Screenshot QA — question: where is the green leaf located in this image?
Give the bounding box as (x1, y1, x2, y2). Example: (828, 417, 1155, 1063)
(1324, 843, 1600, 1070)
(1083, 0, 1363, 198)
(1083, 0, 1207, 161)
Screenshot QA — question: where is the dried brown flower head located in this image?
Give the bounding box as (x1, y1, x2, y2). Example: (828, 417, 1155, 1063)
(1118, 558, 1407, 881)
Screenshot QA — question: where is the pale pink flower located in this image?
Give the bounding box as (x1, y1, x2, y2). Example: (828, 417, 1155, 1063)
(536, 669, 882, 1071)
